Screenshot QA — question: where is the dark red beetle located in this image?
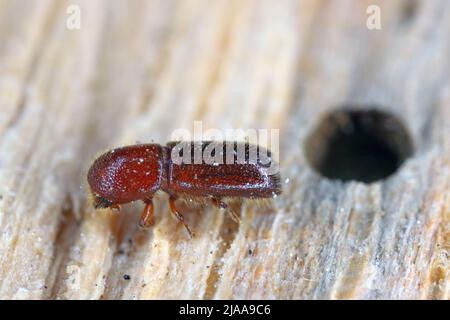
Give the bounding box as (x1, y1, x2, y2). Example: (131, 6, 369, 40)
(87, 141, 281, 237)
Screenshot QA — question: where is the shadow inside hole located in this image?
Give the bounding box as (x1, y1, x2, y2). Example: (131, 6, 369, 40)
(304, 108, 414, 183)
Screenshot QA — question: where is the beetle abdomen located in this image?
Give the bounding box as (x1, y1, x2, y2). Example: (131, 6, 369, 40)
(165, 141, 281, 198)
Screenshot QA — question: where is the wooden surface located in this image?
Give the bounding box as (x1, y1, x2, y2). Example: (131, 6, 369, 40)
(0, 0, 449, 299)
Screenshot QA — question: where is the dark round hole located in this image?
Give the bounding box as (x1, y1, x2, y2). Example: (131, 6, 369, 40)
(304, 108, 414, 183)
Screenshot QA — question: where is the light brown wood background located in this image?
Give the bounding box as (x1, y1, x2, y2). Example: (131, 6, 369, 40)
(0, 0, 448, 299)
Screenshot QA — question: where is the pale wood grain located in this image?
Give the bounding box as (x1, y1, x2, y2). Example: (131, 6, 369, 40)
(0, 0, 448, 299)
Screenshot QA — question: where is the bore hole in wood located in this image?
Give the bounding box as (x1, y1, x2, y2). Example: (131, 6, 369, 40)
(304, 108, 413, 183)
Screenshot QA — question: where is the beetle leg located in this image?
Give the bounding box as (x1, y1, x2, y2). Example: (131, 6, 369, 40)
(228, 208, 241, 223)
(139, 199, 154, 228)
(110, 204, 122, 212)
(212, 197, 240, 222)
(211, 197, 228, 209)
(169, 195, 194, 238)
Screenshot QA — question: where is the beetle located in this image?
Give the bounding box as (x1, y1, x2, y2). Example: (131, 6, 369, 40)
(87, 141, 281, 237)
